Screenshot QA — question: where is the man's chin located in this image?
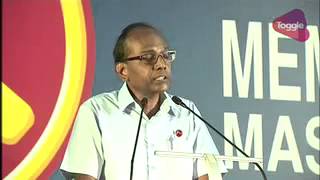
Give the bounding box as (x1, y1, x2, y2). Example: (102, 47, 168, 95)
(150, 84, 170, 95)
(158, 83, 170, 91)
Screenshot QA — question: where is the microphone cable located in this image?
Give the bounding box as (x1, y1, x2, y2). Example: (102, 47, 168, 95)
(130, 97, 148, 180)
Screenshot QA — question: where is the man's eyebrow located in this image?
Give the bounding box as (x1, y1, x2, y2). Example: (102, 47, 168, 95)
(140, 47, 169, 53)
(140, 49, 155, 53)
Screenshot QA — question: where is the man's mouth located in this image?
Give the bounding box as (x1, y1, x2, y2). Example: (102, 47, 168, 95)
(154, 75, 167, 81)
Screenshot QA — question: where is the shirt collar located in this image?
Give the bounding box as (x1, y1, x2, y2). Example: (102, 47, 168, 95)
(117, 82, 179, 116)
(161, 92, 180, 116)
(118, 82, 137, 112)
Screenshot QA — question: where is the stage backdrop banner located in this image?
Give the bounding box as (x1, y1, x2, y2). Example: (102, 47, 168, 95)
(2, 0, 96, 179)
(2, 0, 318, 180)
(91, 0, 319, 180)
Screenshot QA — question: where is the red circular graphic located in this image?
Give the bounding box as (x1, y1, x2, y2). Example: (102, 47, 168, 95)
(2, 0, 96, 178)
(175, 130, 183, 137)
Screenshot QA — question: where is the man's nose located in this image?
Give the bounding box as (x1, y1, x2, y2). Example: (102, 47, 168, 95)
(153, 55, 167, 70)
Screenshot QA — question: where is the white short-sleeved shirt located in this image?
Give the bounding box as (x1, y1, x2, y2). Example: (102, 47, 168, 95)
(60, 83, 227, 179)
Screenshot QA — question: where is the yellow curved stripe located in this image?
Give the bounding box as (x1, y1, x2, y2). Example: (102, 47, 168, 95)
(5, 0, 87, 179)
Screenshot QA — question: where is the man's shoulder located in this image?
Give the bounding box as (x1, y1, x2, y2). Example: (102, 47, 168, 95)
(80, 89, 120, 109)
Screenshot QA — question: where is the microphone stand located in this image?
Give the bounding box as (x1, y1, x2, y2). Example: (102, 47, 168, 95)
(130, 98, 148, 180)
(171, 96, 267, 180)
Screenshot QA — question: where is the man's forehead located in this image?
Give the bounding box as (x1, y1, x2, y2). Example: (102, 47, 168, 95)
(126, 27, 167, 47)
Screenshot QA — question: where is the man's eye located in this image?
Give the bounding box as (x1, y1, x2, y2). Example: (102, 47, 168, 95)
(162, 52, 170, 59)
(141, 54, 155, 61)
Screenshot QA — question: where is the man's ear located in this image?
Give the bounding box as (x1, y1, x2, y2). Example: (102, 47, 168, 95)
(115, 63, 128, 81)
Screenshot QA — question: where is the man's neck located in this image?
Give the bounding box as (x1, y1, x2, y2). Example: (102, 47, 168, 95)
(126, 85, 163, 119)
(143, 94, 162, 118)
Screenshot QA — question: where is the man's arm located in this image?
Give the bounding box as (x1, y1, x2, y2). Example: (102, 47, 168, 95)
(60, 103, 104, 179)
(61, 170, 97, 180)
(196, 173, 226, 180)
(74, 175, 96, 180)
(196, 174, 209, 180)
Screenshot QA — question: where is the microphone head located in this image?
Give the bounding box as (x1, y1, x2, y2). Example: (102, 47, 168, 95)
(171, 96, 184, 106)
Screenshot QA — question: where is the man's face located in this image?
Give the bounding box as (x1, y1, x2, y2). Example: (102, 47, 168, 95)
(119, 28, 172, 98)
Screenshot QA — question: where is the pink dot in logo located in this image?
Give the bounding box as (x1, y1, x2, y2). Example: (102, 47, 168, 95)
(175, 129, 183, 137)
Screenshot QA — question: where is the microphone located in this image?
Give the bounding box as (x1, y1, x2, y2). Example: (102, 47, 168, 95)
(171, 96, 267, 180)
(130, 97, 148, 180)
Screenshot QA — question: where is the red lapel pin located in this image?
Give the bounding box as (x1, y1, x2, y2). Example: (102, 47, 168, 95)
(175, 129, 183, 137)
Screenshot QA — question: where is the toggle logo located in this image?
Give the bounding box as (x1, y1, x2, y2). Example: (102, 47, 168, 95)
(272, 9, 310, 42)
